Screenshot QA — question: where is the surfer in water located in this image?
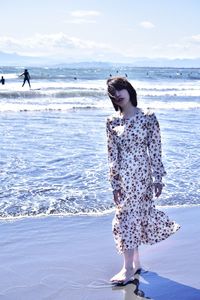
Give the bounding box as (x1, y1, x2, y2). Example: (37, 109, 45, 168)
(19, 69, 31, 88)
(0, 76, 5, 85)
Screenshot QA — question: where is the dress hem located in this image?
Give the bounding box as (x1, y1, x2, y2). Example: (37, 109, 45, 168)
(116, 223, 181, 255)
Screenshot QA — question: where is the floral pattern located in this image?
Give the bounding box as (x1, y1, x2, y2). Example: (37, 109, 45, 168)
(106, 108, 180, 254)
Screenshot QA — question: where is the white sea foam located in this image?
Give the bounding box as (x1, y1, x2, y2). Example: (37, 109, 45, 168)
(0, 98, 199, 112)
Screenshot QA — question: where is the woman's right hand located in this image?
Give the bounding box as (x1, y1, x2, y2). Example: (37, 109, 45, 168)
(113, 189, 122, 205)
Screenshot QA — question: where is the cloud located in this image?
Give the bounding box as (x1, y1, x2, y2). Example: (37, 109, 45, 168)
(0, 36, 23, 52)
(67, 10, 101, 25)
(190, 34, 200, 43)
(139, 21, 155, 29)
(0, 33, 111, 58)
(1, 32, 200, 62)
(150, 34, 200, 58)
(70, 10, 101, 18)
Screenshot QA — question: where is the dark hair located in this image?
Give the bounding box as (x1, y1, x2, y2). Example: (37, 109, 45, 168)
(106, 77, 137, 112)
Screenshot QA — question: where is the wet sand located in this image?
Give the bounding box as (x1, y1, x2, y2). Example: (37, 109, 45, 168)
(0, 206, 199, 299)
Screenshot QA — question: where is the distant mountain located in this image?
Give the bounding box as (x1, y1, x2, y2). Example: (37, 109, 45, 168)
(1, 51, 200, 68)
(0, 51, 51, 66)
(54, 61, 113, 68)
(126, 57, 200, 68)
(55, 58, 200, 68)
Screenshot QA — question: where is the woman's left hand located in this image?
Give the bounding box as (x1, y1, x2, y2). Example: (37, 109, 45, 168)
(154, 183, 163, 198)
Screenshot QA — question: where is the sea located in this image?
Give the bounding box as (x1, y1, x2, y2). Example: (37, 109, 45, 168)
(0, 66, 199, 219)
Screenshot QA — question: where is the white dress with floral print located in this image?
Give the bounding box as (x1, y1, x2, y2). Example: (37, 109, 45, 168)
(106, 108, 180, 254)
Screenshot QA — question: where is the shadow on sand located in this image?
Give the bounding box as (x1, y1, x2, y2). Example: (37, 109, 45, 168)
(112, 270, 200, 300)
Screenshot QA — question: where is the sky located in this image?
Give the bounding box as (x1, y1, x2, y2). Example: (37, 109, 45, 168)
(1, 0, 200, 62)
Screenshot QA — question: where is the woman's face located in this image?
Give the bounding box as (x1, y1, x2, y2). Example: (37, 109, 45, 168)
(111, 89, 130, 109)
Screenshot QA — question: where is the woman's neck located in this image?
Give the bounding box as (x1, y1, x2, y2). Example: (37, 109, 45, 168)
(121, 104, 137, 119)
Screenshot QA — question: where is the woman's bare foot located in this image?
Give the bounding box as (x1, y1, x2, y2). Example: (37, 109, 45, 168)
(110, 267, 134, 283)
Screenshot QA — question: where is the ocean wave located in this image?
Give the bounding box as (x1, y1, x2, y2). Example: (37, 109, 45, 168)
(0, 88, 105, 99)
(0, 203, 199, 220)
(0, 184, 199, 220)
(0, 196, 115, 220)
(0, 101, 199, 112)
(0, 103, 109, 112)
(144, 101, 200, 110)
(1, 83, 200, 99)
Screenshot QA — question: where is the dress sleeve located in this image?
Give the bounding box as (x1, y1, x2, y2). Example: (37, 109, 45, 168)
(106, 118, 121, 191)
(147, 113, 166, 184)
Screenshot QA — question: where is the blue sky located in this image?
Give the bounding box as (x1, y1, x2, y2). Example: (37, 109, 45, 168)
(1, 0, 200, 62)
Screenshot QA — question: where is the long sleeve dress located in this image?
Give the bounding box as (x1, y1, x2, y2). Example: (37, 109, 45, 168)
(106, 108, 180, 254)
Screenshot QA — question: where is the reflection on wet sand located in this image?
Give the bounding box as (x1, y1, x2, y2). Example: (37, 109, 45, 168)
(112, 272, 151, 300)
(111, 269, 200, 300)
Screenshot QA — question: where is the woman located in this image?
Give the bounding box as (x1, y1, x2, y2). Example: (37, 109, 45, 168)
(106, 77, 180, 285)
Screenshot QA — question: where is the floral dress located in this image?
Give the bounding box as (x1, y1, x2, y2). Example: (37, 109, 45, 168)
(106, 108, 180, 254)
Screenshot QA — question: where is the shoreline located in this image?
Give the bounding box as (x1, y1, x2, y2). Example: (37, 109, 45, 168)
(0, 206, 199, 299)
(0, 203, 199, 222)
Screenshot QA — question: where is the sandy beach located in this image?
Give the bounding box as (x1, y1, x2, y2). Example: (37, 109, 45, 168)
(0, 206, 199, 299)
